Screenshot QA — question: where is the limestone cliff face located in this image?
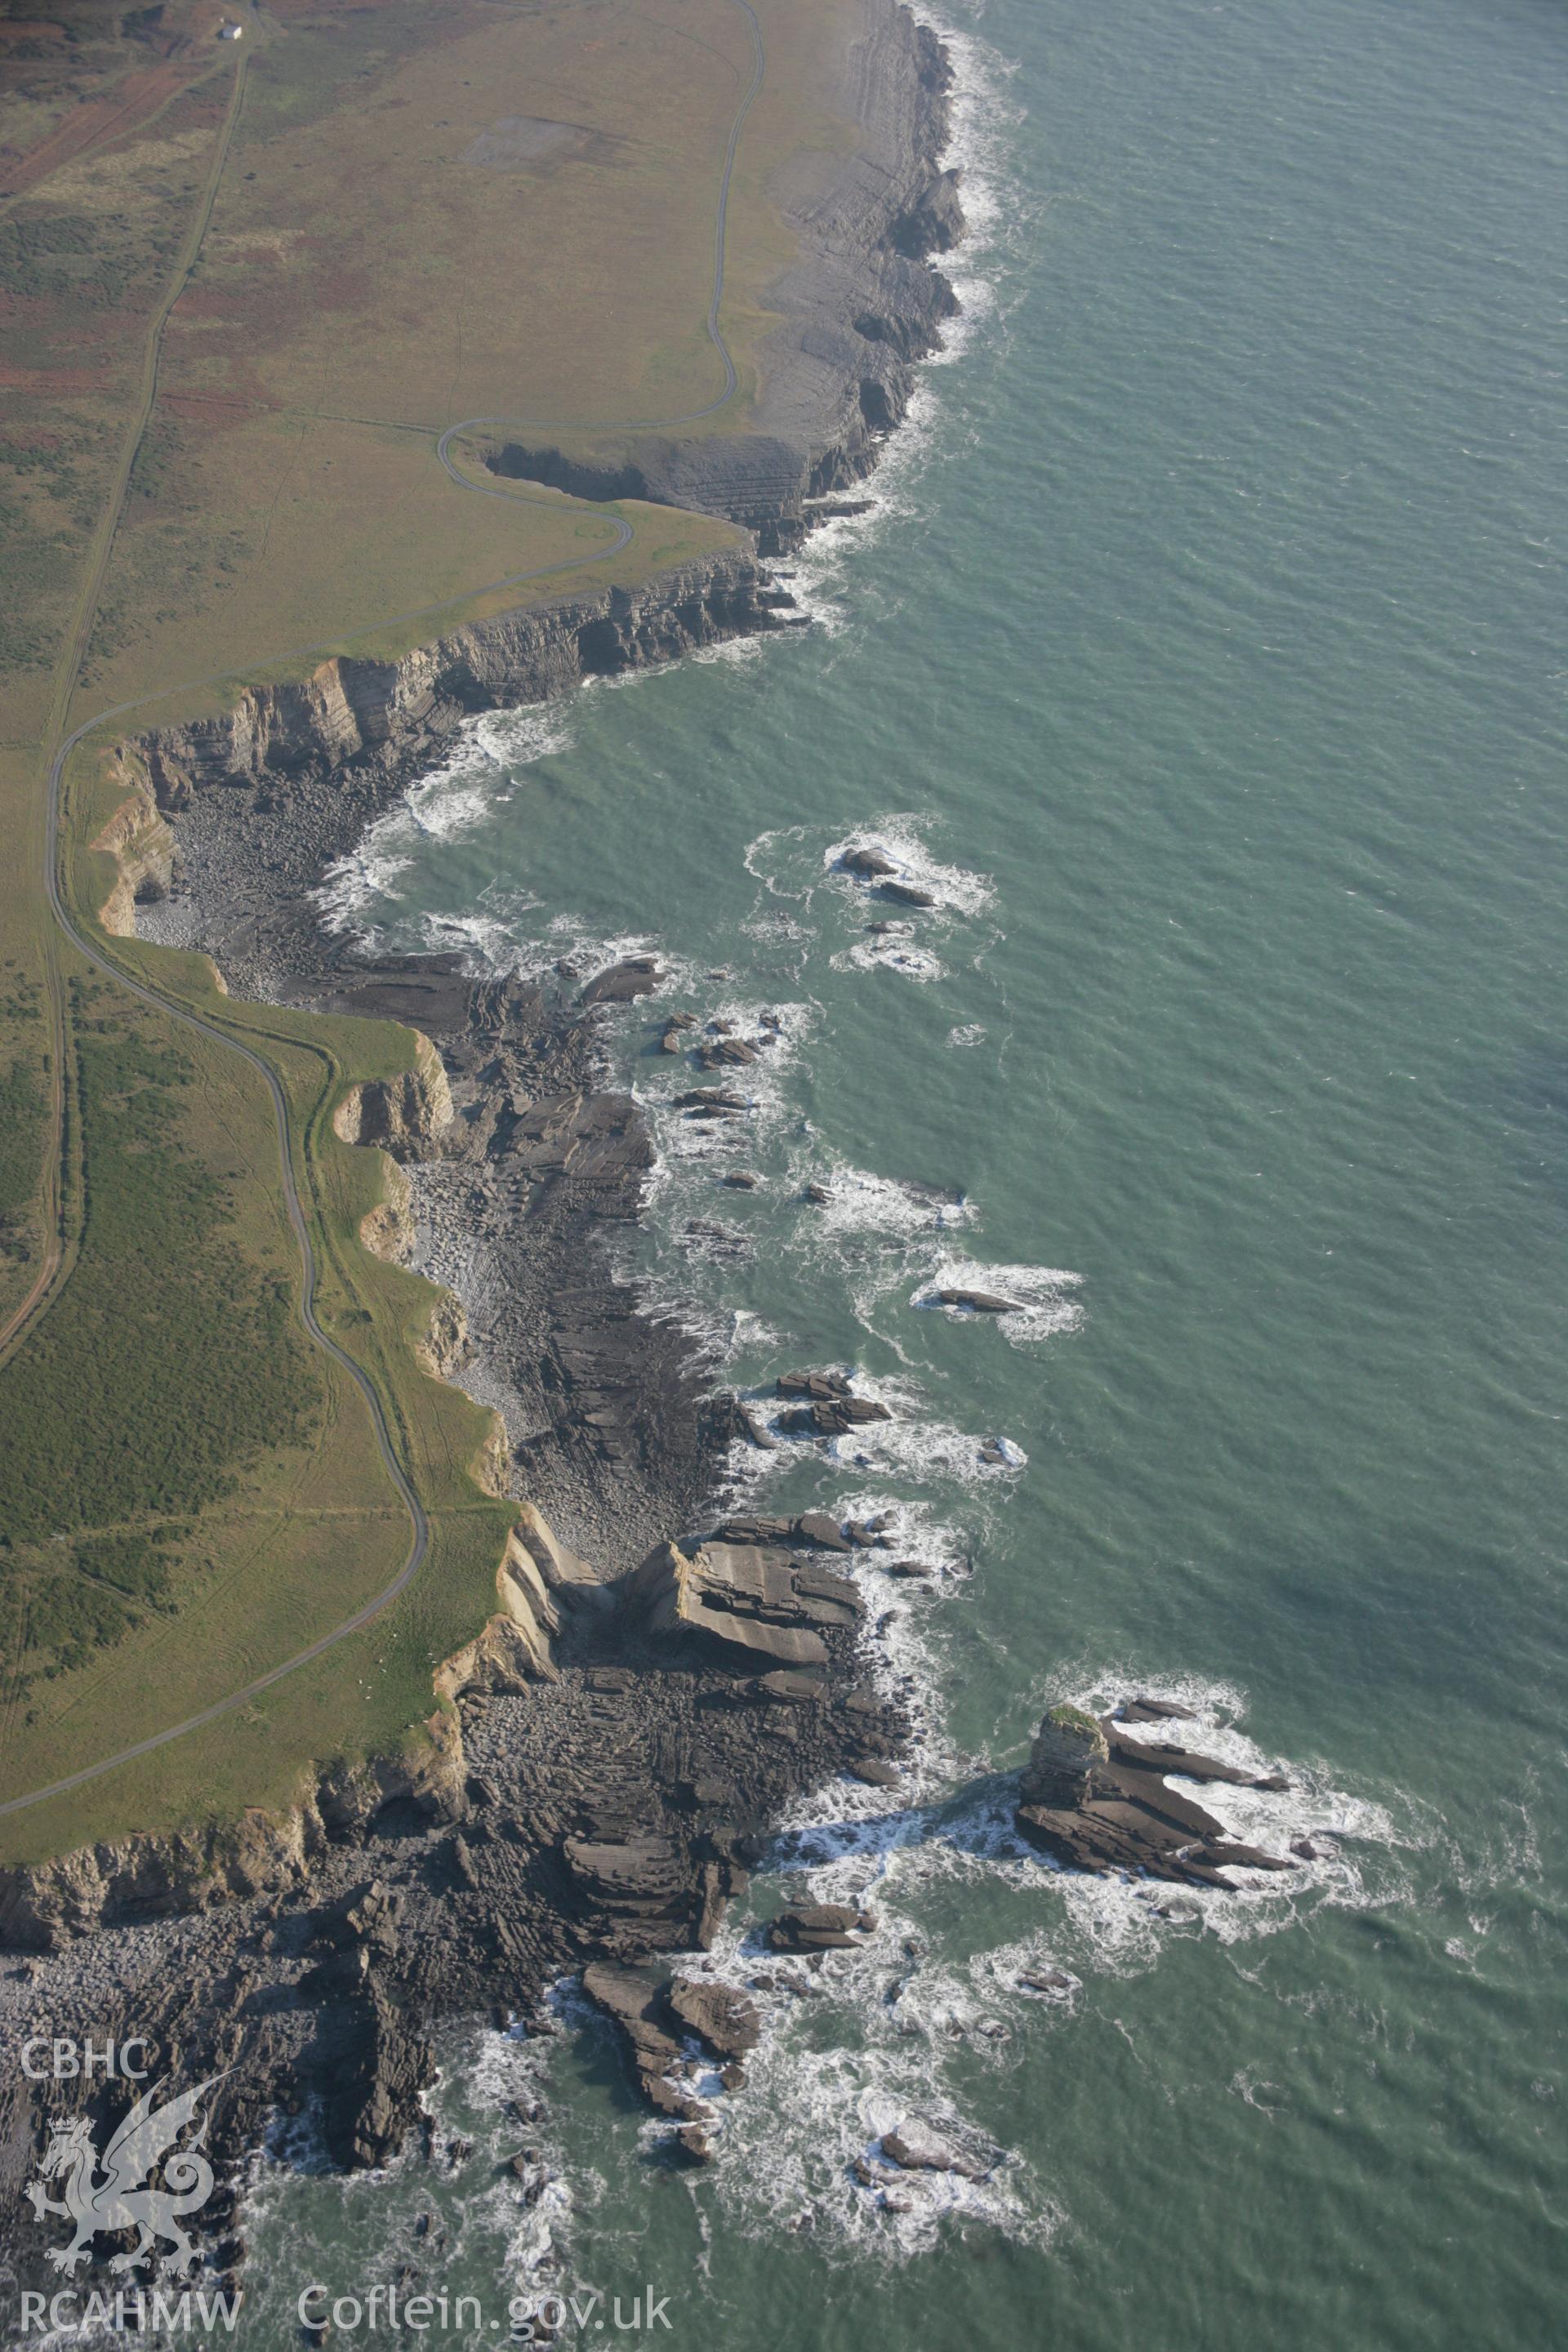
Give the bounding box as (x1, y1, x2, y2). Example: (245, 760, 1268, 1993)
(136, 550, 771, 807)
(354, 1161, 470, 1376)
(472, 1410, 511, 1499)
(1019, 1704, 1111, 1809)
(484, 2, 964, 552)
(0, 1503, 595, 1947)
(90, 753, 177, 938)
(357, 1152, 416, 1263)
(434, 1522, 567, 1699)
(332, 1032, 454, 1160)
(4, 0, 970, 1981)
(414, 1287, 470, 1380)
(0, 1722, 465, 1953)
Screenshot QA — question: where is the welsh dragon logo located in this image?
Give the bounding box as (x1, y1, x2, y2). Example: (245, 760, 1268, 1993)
(24, 2076, 223, 2277)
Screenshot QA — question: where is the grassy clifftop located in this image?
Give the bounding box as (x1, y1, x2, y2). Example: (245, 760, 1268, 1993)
(0, 0, 870, 1861)
(0, 737, 521, 1864)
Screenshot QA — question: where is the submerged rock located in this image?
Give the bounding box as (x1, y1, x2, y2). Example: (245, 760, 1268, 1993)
(881, 880, 937, 908)
(580, 956, 662, 1005)
(777, 1370, 853, 1400)
(767, 1903, 871, 1953)
(1120, 1693, 1198, 1724)
(709, 1394, 779, 1451)
(1107, 1725, 1283, 1790)
(779, 1394, 893, 1438)
(880, 2123, 987, 2180)
(935, 1286, 1021, 1313)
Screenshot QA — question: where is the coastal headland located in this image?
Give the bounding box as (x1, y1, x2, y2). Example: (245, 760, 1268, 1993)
(0, 0, 995, 2283)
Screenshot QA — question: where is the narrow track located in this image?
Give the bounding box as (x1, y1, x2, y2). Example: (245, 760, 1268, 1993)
(0, 56, 252, 1373)
(0, 0, 766, 1816)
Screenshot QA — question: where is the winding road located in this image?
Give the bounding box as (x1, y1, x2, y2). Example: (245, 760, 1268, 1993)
(0, 0, 766, 1818)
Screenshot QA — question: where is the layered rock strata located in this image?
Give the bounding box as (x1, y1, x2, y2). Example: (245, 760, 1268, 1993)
(1014, 1702, 1299, 1888)
(480, 2, 963, 553)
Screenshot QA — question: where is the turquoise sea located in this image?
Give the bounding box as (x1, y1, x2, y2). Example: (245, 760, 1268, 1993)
(241, 0, 1568, 2343)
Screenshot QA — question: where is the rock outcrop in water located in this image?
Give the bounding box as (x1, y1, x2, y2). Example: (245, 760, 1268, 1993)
(581, 1962, 762, 2121)
(1014, 1700, 1299, 1888)
(768, 1902, 875, 1954)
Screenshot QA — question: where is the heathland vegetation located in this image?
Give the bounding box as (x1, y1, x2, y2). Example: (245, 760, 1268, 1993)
(0, 0, 862, 1862)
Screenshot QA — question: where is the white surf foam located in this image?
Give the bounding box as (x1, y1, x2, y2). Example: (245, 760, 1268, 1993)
(791, 1159, 973, 1245)
(773, 4, 1030, 630)
(721, 1662, 1428, 2218)
(316, 704, 572, 933)
(913, 1254, 1085, 1348)
(824, 817, 996, 919)
(831, 934, 948, 983)
(637, 1891, 1057, 2264)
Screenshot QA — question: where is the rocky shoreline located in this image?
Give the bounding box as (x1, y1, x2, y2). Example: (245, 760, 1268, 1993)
(112, 1, 968, 1000)
(0, 15, 1322, 2321)
(479, 7, 964, 555)
(0, 4, 1327, 2305)
(0, 911, 921, 2275)
(0, 0, 977, 2300)
(0, 844, 937, 2298)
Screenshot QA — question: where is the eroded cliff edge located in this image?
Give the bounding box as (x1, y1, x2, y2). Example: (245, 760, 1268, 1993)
(0, 0, 967, 2292)
(483, 2, 964, 549)
(131, 551, 787, 993)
